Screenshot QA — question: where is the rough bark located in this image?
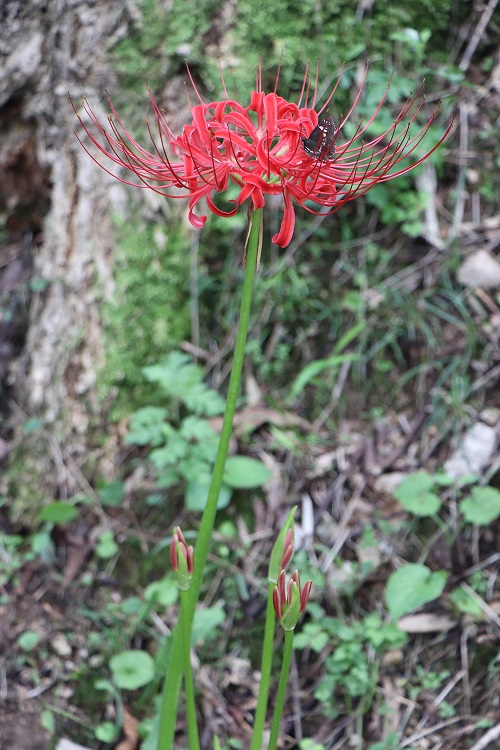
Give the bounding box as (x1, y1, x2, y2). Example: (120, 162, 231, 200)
(1, 0, 133, 512)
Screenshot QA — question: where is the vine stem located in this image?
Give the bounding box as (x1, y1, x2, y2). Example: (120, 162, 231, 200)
(180, 590, 200, 750)
(267, 629, 294, 750)
(158, 208, 262, 750)
(250, 582, 276, 750)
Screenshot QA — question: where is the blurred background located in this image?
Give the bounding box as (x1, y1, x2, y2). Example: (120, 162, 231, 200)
(1, 0, 499, 749)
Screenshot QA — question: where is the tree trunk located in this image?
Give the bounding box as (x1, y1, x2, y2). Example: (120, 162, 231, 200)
(1, 0, 131, 517)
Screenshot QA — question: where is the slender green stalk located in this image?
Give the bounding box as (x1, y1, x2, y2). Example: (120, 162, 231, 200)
(158, 208, 263, 750)
(267, 630, 294, 750)
(180, 590, 201, 750)
(250, 582, 276, 750)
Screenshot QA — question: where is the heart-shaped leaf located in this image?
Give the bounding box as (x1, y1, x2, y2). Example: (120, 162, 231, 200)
(386, 564, 448, 620)
(222, 456, 272, 489)
(460, 486, 500, 525)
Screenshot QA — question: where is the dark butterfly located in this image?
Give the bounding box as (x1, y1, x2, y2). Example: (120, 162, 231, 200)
(301, 115, 336, 161)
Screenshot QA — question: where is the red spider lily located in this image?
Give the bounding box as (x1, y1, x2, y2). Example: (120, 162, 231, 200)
(273, 569, 312, 630)
(170, 527, 194, 590)
(71, 62, 454, 249)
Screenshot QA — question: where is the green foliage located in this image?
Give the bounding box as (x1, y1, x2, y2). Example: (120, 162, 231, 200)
(406, 665, 451, 699)
(98, 480, 125, 507)
(17, 630, 42, 652)
(126, 352, 271, 508)
(95, 530, 119, 559)
(449, 587, 482, 618)
(110, 650, 156, 690)
(142, 352, 225, 416)
(393, 469, 500, 527)
(126, 354, 222, 487)
(222, 456, 272, 489)
(385, 564, 448, 620)
(144, 576, 179, 607)
(289, 322, 364, 400)
(39, 501, 78, 524)
(393, 471, 442, 517)
(191, 605, 226, 645)
(295, 609, 407, 716)
(365, 181, 429, 237)
(101, 218, 191, 418)
(0, 530, 53, 592)
(300, 741, 326, 750)
(460, 486, 500, 525)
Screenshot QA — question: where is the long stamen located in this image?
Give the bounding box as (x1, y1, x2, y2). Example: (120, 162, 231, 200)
(297, 61, 310, 108)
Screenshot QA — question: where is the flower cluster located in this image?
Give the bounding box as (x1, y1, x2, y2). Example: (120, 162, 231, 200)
(170, 527, 194, 590)
(273, 569, 312, 631)
(72, 63, 453, 248)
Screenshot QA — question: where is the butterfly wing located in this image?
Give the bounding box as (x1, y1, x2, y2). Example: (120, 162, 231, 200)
(301, 116, 336, 161)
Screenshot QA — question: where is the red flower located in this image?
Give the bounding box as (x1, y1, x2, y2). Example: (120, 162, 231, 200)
(72, 63, 453, 248)
(170, 527, 194, 590)
(273, 569, 312, 630)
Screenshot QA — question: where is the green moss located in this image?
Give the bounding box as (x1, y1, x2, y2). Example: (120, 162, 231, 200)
(110, 0, 457, 117)
(100, 212, 191, 418)
(6, 435, 55, 524)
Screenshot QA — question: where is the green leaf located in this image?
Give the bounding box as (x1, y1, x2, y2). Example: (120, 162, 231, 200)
(126, 406, 169, 446)
(18, 630, 42, 651)
(460, 486, 500, 525)
(185, 480, 232, 511)
(294, 622, 329, 652)
(39, 502, 78, 524)
(22, 418, 44, 434)
(191, 605, 225, 644)
(30, 530, 52, 554)
(95, 722, 119, 742)
(289, 353, 358, 400)
(40, 709, 55, 734)
(142, 352, 225, 416)
(144, 576, 179, 606)
(386, 564, 448, 619)
(110, 650, 155, 690)
(222, 456, 272, 489)
(289, 321, 365, 400)
(95, 530, 119, 559)
(393, 471, 442, 517)
(94, 678, 115, 693)
(449, 587, 482, 617)
(98, 481, 124, 507)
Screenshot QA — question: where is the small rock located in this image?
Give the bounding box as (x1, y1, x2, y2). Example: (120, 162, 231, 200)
(50, 633, 72, 657)
(444, 422, 497, 480)
(457, 249, 500, 289)
(373, 472, 408, 496)
(56, 740, 92, 750)
(382, 649, 404, 666)
(480, 407, 500, 427)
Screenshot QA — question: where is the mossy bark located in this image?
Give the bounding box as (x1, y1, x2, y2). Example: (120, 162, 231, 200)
(0, 0, 133, 520)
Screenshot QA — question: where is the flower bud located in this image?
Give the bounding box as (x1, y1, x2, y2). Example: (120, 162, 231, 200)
(170, 526, 194, 590)
(268, 506, 296, 584)
(273, 569, 312, 631)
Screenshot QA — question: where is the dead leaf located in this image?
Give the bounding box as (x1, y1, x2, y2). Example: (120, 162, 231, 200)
(210, 406, 311, 438)
(56, 739, 92, 750)
(457, 249, 500, 289)
(397, 612, 457, 633)
(114, 707, 139, 750)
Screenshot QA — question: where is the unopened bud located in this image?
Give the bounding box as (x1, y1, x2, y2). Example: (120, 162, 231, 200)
(170, 526, 194, 590)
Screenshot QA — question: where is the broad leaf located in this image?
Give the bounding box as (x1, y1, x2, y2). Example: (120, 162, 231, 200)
(222, 456, 272, 488)
(386, 564, 448, 620)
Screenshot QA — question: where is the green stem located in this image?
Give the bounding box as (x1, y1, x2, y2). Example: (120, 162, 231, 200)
(180, 589, 200, 750)
(267, 629, 294, 750)
(250, 582, 276, 750)
(158, 208, 263, 750)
